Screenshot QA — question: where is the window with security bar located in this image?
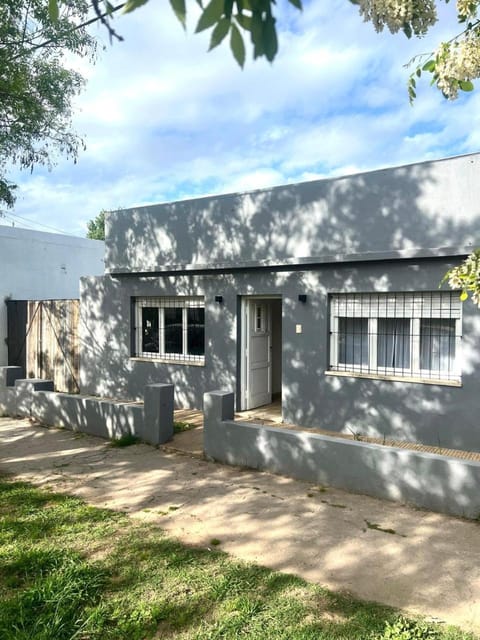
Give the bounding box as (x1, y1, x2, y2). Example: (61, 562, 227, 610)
(329, 292, 462, 384)
(134, 297, 205, 363)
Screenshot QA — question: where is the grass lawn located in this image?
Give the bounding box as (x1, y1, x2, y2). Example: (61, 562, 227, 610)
(0, 477, 476, 640)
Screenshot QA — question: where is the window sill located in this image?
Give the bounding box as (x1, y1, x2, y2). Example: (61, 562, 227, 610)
(130, 357, 205, 367)
(324, 370, 462, 387)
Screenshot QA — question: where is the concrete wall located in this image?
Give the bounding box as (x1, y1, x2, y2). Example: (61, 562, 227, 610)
(204, 391, 480, 520)
(0, 366, 173, 445)
(106, 153, 479, 274)
(80, 255, 480, 452)
(0, 227, 104, 366)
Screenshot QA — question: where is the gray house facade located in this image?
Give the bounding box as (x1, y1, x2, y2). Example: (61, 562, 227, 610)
(80, 153, 480, 452)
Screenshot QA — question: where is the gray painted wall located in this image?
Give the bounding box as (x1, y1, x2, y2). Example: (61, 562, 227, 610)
(106, 153, 479, 274)
(81, 154, 480, 453)
(0, 367, 174, 445)
(0, 226, 105, 366)
(80, 255, 480, 452)
(204, 391, 480, 520)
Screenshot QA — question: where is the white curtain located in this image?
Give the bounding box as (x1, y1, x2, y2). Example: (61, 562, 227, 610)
(420, 319, 455, 372)
(377, 318, 410, 369)
(339, 317, 368, 365)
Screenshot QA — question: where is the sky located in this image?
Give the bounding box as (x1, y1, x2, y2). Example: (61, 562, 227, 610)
(2, 0, 480, 237)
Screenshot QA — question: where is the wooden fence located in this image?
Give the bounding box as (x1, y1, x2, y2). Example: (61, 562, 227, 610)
(24, 300, 80, 393)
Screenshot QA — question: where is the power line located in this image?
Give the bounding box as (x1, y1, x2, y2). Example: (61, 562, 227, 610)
(0, 211, 78, 236)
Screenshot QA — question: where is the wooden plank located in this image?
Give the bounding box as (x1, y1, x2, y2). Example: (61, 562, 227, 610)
(23, 299, 80, 393)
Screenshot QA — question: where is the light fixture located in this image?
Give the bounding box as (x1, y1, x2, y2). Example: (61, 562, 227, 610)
(215, 295, 223, 304)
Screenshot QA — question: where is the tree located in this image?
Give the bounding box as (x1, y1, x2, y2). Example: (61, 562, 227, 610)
(86, 210, 106, 240)
(0, 0, 97, 209)
(444, 251, 480, 307)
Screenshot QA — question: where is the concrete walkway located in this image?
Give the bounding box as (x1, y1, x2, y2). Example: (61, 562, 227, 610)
(1, 417, 479, 635)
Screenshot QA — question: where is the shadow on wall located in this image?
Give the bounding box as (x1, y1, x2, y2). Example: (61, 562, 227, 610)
(107, 156, 478, 271)
(79, 273, 240, 409)
(79, 159, 480, 451)
(203, 391, 480, 520)
(0, 367, 174, 446)
(279, 264, 480, 451)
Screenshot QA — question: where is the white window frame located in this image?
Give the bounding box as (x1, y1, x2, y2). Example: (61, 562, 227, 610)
(329, 292, 462, 384)
(134, 296, 205, 364)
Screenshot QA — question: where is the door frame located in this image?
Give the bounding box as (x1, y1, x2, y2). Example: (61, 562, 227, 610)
(239, 295, 282, 411)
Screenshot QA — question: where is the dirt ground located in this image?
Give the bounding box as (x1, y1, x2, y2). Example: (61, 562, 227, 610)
(1, 416, 479, 635)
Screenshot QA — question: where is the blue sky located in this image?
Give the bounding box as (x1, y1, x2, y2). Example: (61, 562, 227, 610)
(2, 0, 479, 236)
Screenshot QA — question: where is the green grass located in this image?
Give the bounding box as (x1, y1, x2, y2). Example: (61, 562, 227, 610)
(0, 478, 476, 640)
(173, 421, 197, 434)
(109, 433, 140, 447)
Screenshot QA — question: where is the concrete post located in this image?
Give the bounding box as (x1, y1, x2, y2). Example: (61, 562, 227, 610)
(203, 391, 235, 458)
(15, 378, 54, 417)
(0, 366, 23, 387)
(143, 383, 174, 445)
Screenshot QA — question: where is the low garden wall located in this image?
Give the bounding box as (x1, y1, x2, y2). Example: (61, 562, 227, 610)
(204, 391, 480, 520)
(0, 366, 173, 446)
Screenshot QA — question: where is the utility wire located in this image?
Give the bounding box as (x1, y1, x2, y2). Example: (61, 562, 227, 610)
(1, 211, 78, 236)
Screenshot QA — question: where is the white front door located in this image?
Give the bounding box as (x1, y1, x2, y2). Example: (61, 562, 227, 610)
(244, 299, 272, 410)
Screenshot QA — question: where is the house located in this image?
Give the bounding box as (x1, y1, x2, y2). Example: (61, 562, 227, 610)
(79, 152, 480, 452)
(0, 226, 104, 367)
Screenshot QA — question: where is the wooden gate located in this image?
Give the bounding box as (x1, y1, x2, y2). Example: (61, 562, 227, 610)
(8, 300, 80, 393)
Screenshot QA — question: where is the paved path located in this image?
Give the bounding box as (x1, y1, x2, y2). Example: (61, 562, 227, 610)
(1, 417, 479, 635)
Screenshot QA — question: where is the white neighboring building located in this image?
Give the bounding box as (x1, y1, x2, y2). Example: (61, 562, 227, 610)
(0, 225, 105, 365)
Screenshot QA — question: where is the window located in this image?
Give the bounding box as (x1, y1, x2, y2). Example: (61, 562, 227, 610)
(134, 297, 205, 363)
(329, 292, 462, 384)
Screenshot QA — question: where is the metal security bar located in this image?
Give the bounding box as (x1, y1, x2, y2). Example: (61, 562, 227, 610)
(329, 292, 462, 383)
(134, 297, 205, 363)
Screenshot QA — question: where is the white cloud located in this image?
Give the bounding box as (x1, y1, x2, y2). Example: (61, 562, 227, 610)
(4, 0, 479, 236)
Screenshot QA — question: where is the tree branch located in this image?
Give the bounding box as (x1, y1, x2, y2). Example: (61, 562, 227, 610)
(11, 2, 125, 61)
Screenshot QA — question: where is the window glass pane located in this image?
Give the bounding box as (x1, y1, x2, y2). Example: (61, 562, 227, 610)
(377, 318, 410, 368)
(338, 317, 368, 365)
(420, 319, 455, 372)
(187, 308, 205, 356)
(164, 308, 183, 354)
(142, 307, 159, 353)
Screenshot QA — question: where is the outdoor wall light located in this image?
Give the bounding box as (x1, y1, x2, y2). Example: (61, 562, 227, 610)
(298, 294, 307, 303)
(215, 295, 223, 304)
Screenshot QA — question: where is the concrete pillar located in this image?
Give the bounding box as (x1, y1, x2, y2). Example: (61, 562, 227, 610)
(143, 383, 174, 445)
(0, 366, 23, 388)
(203, 391, 234, 457)
(14, 378, 54, 417)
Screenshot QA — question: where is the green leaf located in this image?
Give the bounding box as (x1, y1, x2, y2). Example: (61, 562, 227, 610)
(402, 22, 412, 38)
(123, 0, 149, 14)
(224, 0, 234, 18)
(251, 12, 264, 58)
(230, 23, 246, 67)
(195, 0, 225, 33)
(459, 79, 474, 91)
(422, 60, 436, 72)
(263, 15, 278, 62)
(416, 68, 421, 78)
(209, 17, 231, 50)
(235, 13, 252, 30)
(288, 0, 303, 8)
(48, 0, 59, 22)
(460, 290, 469, 301)
(169, 0, 187, 28)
